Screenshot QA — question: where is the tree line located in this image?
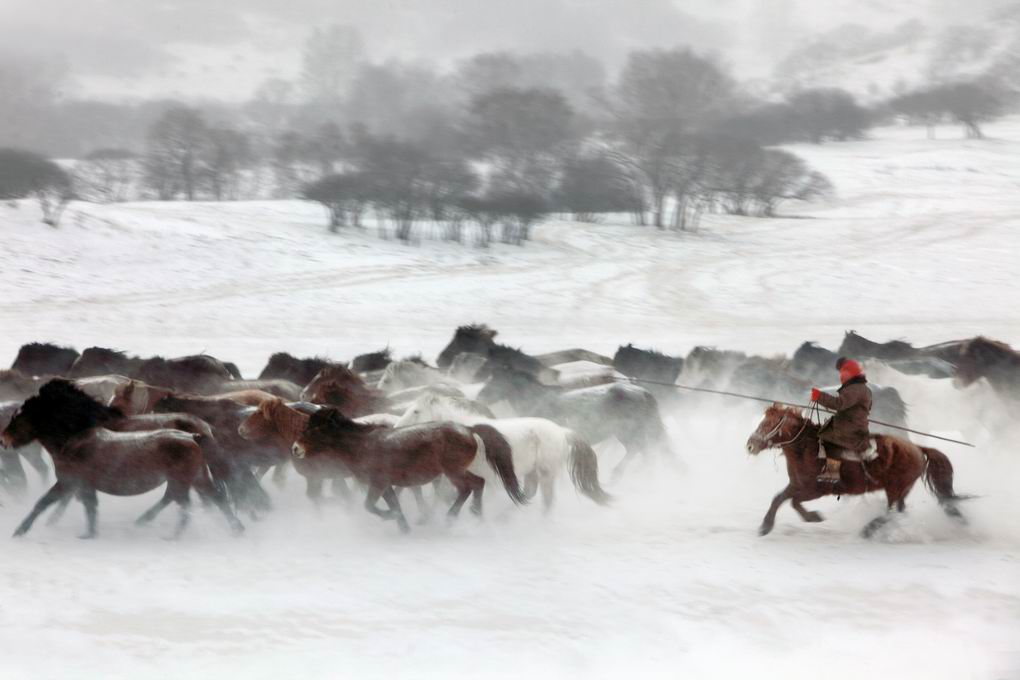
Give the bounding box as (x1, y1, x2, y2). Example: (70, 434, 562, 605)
(0, 30, 1013, 236)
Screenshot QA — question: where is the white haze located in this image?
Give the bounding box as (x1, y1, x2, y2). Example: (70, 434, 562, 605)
(0, 118, 1018, 677)
(2, 0, 1014, 100)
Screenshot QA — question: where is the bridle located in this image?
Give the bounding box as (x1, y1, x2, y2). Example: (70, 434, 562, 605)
(752, 414, 810, 449)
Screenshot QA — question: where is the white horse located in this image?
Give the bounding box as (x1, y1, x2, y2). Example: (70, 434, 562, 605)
(395, 393, 610, 509)
(378, 360, 461, 393)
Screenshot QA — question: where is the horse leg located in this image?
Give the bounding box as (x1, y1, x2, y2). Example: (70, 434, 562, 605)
(792, 500, 824, 523)
(271, 461, 289, 489)
(1, 451, 27, 496)
(23, 447, 50, 484)
(136, 487, 175, 526)
(611, 439, 642, 482)
(13, 481, 70, 537)
(412, 485, 433, 524)
(305, 475, 325, 512)
(862, 510, 892, 539)
(329, 475, 353, 503)
(170, 484, 192, 540)
(522, 470, 539, 500)
(45, 491, 75, 526)
(193, 469, 244, 535)
(364, 483, 402, 524)
(381, 487, 410, 534)
(539, 471, 556, 514)
(759, 486, 792, 536)
(78, 487, 99, 539)
(466, 473, 485, 517)
(445, 475, 475, 523)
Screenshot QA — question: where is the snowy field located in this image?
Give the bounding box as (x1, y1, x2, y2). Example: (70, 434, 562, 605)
(1, 120, 1019, 679)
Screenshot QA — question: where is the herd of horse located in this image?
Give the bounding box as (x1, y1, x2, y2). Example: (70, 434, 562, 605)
(1, 326, 1011, 539)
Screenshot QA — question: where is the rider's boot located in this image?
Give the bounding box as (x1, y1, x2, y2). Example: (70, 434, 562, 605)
(817, 458, 842, 485)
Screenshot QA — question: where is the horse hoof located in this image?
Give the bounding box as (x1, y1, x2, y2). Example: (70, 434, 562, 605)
(758, 523, 773, 537)
(804, 512, 824, 523)
(397, 520, 411, 534)
(78, 532, 97, 540)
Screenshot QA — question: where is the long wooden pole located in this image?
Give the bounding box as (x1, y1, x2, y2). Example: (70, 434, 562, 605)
(622, 377, 976, 448)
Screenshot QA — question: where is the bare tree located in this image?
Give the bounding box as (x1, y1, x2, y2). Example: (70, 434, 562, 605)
(73, 148, 138, 203)
(144, 107, 209, 200)
(466, 87, 577, 193)
(204, 128, 253, 200)
(605, 48, 734, 228)
(0, 148, 74, 226)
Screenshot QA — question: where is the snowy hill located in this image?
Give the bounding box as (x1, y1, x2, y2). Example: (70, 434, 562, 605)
(0, 119, 1019, 679)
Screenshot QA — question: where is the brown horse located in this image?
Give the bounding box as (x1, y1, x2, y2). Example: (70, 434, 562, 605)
(746, 404, 968, 538)
(239, 400, 436, 515)
(953, 336, 1020, 403)
(110, 379, 278, 416)
(1, 380, 242, 539)
(11, 342, 79, 377)
(300, 365, 392, 417)
(294, 407, 527, 532)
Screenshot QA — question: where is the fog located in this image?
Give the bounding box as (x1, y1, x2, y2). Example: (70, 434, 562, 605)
(2, 0, 1012, 100)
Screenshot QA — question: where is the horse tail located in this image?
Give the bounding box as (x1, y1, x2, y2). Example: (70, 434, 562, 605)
(921, 446, 973, 504)
(568, 434, 612, 506)
(470, 425, 528, 506)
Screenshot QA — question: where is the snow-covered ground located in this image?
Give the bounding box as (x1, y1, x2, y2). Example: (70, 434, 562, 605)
(1, 119, 1019, 679)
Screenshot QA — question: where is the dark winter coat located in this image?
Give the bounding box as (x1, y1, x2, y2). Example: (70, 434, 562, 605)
(816, 375, 872, 453)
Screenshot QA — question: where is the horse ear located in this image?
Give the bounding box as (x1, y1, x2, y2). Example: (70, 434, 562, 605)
(483, 328, 497, 340)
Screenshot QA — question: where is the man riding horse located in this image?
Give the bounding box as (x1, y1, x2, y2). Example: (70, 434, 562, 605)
(810, 357, 873, 484)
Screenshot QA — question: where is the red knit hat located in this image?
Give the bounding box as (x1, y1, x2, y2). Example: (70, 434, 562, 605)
(836, 357, 863, 384)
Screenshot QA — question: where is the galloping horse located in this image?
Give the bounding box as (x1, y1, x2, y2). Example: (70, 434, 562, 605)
(746, 404, 968, 537)
(1, 380, 242, 538)
(294, 407, 527, 532)
(396, 394, 611, 509)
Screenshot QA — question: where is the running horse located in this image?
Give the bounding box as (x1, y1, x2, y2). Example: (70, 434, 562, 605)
(746, 404, 968, 538)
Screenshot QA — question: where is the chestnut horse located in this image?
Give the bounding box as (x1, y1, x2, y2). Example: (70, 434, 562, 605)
(1, 380, 242, 538)
(110, 379, 278, 416)
(294, 407, 527, 532)
(300, 365, 392, 417)
(746, 404, 968, 538)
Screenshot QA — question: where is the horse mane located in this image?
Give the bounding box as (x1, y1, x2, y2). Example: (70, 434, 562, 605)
(307, 406, 378, 437)
(20, 379, 123, 438)
(80, 347, 133, 363)
(961, 336, 1020, 363)
(457, 323, 497, 339)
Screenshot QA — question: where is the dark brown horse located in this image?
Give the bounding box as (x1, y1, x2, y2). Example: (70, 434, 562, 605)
(300, 365, 393, 417)
(238, 399, 432, 512)
(1, 380, 242, 538)
(436, 325, 559, 384)
(11, 342, 79, 377)
(953, 336, 1020, 403)
(295, 407, 527, 532)
(152, 394, 277, 514)
(258, 353, 336, 387)
(68, 348, 237, 393)
(746, 404, 968, 538)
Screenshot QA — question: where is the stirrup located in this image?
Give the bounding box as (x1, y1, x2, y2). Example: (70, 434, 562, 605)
(817, 461, 841, 485)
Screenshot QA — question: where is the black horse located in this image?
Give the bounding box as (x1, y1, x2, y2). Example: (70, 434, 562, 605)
(10, 342, 79, 377)
(257, 352, 336, 387)
(477, 364, 676, 478)
(436, 325, 559, 384)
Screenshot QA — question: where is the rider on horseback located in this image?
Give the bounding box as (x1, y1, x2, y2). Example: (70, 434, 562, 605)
(810, 357, 872, 484)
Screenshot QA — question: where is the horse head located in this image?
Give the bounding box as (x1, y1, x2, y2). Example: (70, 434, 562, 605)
(747, 404, 806, 454)
(437, 324, 497, 368)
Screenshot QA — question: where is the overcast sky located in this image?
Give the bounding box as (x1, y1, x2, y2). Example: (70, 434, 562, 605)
(0, 0, 1004, 101)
